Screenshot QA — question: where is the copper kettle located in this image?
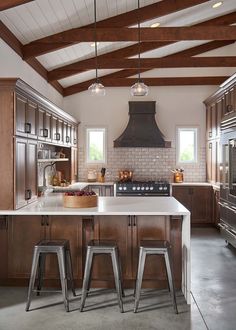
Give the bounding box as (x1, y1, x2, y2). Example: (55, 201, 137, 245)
(119, 170, 133, 182)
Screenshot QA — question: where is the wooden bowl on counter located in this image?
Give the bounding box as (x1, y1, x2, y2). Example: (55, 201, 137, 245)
(63, 192, 98, 208)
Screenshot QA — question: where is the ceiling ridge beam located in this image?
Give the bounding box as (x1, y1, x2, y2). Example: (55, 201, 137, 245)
(64, 76, 229, 96)
(48, 11, 236, 82)
(22, 0, 210, 59)
(0, 21, 64, 95)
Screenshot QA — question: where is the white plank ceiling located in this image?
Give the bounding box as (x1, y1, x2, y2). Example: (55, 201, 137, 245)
(0, 0, 236, 89)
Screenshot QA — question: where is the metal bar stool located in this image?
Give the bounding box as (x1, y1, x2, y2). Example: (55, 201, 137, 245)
(26, 239, 76, 312)
(134, 240, 178, 314)
(80, 240, 124, 313)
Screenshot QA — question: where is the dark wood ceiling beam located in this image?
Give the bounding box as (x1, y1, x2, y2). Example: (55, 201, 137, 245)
(48, 42, 171, 81)
(22, 0, 210, 59)
(64, 76, 228, 96)
(0, 21, 63, 95)
(48, 11, 236, 82)
(22, 26, 236, 46)
(57, 57, 236, 70)
(0, 0, 34, 11)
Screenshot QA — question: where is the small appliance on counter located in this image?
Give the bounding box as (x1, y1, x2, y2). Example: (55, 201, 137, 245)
(87, 169, 97, 182)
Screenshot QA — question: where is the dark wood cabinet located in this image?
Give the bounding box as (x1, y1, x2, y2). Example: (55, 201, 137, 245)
(0, 78, 78, 210)
(224, 86, 236, 116)
(172, 185, 213, 225)
(72, 125, 78, 146)
(15, 93, 37, 139)
(15, 138, 37, 209)
(15, 93, 28, 137)
(8, 216, 44, 278)
(45, 216, 82, 280)
(0, 216, 8, 280)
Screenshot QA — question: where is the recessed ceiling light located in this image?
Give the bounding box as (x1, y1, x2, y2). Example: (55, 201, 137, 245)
(91, 42, 100, 47)
(150, 22, 161, 28)
(212, 1, 223, 9)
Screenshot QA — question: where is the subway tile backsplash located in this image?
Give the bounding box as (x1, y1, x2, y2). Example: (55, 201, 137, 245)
(78, 147, 206, 183)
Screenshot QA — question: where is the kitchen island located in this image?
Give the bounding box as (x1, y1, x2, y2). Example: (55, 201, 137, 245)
(0, 195, 190, 303)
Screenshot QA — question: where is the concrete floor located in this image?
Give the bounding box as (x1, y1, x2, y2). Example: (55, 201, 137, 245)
(0, 228, 235, 330)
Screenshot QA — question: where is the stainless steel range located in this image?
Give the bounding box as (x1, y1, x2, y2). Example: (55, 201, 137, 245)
(115, 181, 171, 197)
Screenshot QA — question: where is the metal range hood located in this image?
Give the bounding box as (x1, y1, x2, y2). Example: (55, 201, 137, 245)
(114, 101, 171, 148)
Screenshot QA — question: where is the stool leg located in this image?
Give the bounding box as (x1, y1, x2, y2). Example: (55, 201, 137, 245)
(26, 249, 40, 311)
(37, 254, 46, 296)
(134, 248, 146, 313)
(111, 249, 124, 313)
(87, 257, 94, 295)
(57, 249, 69, 312)
(164, 249, 178, 314)
(117, 249, 125, 297)
(80, 248, 93, 312)
(66, 249, 76, 297)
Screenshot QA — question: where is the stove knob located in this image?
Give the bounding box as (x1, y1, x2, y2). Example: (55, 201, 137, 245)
(150, 187, 154, 191)
(132, 187, 136, 190)
(119, 187, 123, 190)
(141, 187, 145, 191)
(123, 187, 127, 190)
(164, 186, 167, 191)
(159, 187, 163, 191)
(145, 187, 149, 190)
(137, 187, 140, 190)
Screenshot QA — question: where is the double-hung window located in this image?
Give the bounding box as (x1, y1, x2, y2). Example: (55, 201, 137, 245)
(177, 127, 198, 164)
(86, 128, 106, 164)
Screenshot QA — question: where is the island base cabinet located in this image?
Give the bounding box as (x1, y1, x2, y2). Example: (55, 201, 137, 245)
(44, 215, 82, 281)
(7, 216, 45, 280)
(1, 215, 182, 291)
(3, 215, 82, 286)
(89, 215, 182, 290)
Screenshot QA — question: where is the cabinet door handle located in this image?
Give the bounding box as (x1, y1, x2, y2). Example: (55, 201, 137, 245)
(133, 215, 136, 226)
(208, 132, 212, 138)
(41, 216, 45, 226)
(46, 215, 49, 226)
(128, 215, 131, 226)
(66, 136, 70, 143)
(226, 104, 233, 112)
(74, 138, 77, 144)
(0, 216, 8, 230)
(25, 123, 31, 133)
(25, 189, 32, 200)
(43, 128, 48, 137)
(209, 143, 212, 149)
(55, 133, 60, 140)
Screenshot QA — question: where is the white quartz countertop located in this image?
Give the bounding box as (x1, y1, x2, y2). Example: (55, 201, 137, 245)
(52, 182, 114, 191)
(0, 195, 190, 216)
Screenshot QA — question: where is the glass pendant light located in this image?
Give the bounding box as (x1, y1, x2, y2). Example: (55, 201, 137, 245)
(130, 0, 149, 97)
(88, 0, 105, 96)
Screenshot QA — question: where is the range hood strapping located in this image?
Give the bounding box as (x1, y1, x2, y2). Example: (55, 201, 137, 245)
(114, 101, 171, 148)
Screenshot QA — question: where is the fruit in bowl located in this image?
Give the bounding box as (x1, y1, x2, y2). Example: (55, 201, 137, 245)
(65, 190, 96, 197)
(63, 190, 98, 208)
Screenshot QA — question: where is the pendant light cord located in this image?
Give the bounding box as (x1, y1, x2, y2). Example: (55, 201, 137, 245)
(138, 0, 141, 81)
(94, 0, 98, 82)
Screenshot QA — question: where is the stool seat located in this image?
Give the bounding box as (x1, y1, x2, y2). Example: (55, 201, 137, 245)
(88, 240, 117, 248)
(134, 240, 178, 314)
(26, 239, 76, 312)
(36, 239, 69, 247)
(80, 240, 124, 313)
(140, 240, 171, 249)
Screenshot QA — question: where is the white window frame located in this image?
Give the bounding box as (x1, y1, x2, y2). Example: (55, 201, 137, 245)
(85, 127, 107, 164)
(176, 127, 198, 164)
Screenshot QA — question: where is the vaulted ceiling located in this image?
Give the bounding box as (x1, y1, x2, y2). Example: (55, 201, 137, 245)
(0, 0, 236, 96)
